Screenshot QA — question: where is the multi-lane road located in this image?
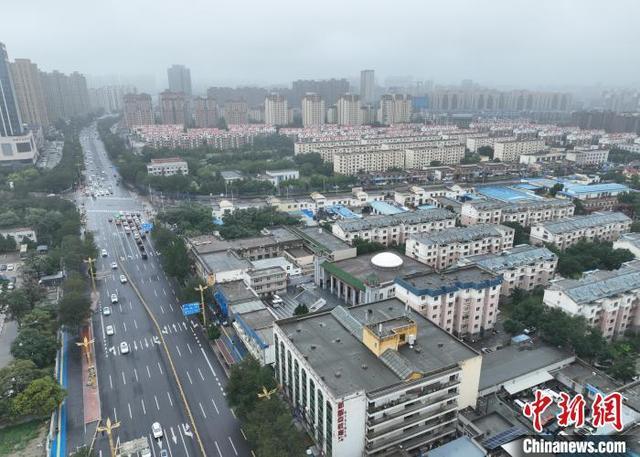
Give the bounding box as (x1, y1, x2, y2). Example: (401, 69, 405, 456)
(73, 123, 252, 457)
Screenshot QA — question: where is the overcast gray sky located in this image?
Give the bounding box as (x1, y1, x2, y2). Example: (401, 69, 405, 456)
(3, 0, 639, 91)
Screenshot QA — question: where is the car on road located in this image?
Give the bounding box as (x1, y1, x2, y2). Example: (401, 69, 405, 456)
(7, 282, 14, 291)
(120, 342, 129, 354)
(106, 325, 114, 336)
(119, 275, 127, 284)
(6, 264, 14, 271)
(152, 422, 163, 439)
(0, 264, 6, 271)
(110, 293, 118, 304)
(141, 252, 148, 260)
(111, 262, 118, 269)
(159, 450, 168, 457)
(102, 306, 111, 316)
(101, 249, 108, 257)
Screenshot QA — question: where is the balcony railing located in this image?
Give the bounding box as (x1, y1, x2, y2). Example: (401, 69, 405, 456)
(367, 379, 459, 414)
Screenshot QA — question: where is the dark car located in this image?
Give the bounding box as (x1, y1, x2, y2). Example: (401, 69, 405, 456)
(139, 244, 145, 251)
(141, 252, 148, 259)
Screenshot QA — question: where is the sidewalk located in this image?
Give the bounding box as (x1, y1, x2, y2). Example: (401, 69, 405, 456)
(80, 325, 101, 425)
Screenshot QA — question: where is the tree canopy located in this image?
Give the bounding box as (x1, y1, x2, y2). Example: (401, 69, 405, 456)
(219, 207, 299, 239)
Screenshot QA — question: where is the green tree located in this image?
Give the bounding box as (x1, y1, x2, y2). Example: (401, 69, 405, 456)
(11, 328, 58, 368)
(573, 198, 588, 215)
(293, 304, 309, 316)
(501, 221, 530, 245)
(208, 324, 221, 340)
(608, 343, 637, 382)
(0, 360, 46, 419)
(11, 376, 66, 418)
(353, 238, 386, 255)
(477, 146, 494, 159)
(549, 183, 564, 196)
(227, 357, 277, 420)
(58, 291, 91, 331)
(243, 397, 306, 457)
(1, 290, 33, 322)
(503, 318, 524, 335)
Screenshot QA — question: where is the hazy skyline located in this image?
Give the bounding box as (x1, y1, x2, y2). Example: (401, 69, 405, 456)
(3, 0, 639, 91)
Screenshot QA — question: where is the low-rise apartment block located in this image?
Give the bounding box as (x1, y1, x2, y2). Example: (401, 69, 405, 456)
(0, 227, 37, 246)
(406, 224, 515, 271)
(244, 266, 287, 297)
(458, 245, 558, 297)
(493, 139, 545, 162)
(274, 299, 482, 456)
(543, 260, 640, 340)
(460, 198, 575, 226)
(146, 157, 189, 176)
(529, 212, 631, 250)
(395, 265, 502, 338)
(565, 148, 609, 167)
(332, 208, 456, 247)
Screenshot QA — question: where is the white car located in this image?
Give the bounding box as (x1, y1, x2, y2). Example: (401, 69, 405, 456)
(152, 422, 163, 439)
(119, 275, 127, 284)
(101, 249, 108, 257)
(110, 294, 118, 304)
(120, 342, 129, 354)
(111, 262, 118, 269)
(105, 325, 114, 336)
(102, 306, 111, 316)
(6, 264, 14, 271)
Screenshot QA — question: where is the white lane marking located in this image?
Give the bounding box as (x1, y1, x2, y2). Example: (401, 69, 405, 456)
(133, 319, 138, 329)
(141, 398, 146, 415)
(129, 301, 133, 311)
(109, 374, 113, 389)
(163, 288, 167, 296)
(178, 425, 190, 457)
(128, 402, 132, 419)
(146, 365, 151, 378)
(134, 368, 139, 382)
(160, 305, 164, 314)
(154, 395, 160, 411)
(214, 441, 223, 457)
(186, 371, 193, 385)
(122, 371, 126, 385)
(186, 343, 193, 354)
(198, 402, 207, 419)
(113, 407, 118, 422)
(157, 362, 163, 375)
(123, 322, 127, 332)
(198, 368, 205, 381)
(169, 303, 175, 312)
(211, 398, 219, 414)
(230, 409, 236, 419)
(175, 345, 182, 357)
(228, 436, 238, 456)
(240, 428, 247, 440)
(154, 289, 158, 297)
(201, 347, 218, 378)
(167, 392, 173, 407)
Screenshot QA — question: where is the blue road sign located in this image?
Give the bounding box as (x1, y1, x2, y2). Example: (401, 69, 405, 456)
(141, 222, 154, 232)
(181, 302, 200, 316)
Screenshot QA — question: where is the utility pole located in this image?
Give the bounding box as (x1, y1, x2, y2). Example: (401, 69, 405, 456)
(195, 283, 209, 327)
(96, 417, 120, 457)
(84, 256, 96, 292)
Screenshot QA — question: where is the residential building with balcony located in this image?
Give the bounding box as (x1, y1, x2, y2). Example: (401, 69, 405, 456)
(244, 266, 287, 297)
(543, 260, 640, 340)
(405, 224, 515, 271)
(332, 208, 456, 247)
(146, 157, 189, 176)
(457, 245, 558, 297)
(529, 212, 631, 250)
(565, 148, 609, 167)
(493, 139, 545, 162)
(273, 299, 482, 457)
(395, 265, 502, 338)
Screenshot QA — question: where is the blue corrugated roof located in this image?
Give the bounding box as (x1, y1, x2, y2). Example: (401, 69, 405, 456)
(370, 200, 406, 215)
(561, 182, 630, 195)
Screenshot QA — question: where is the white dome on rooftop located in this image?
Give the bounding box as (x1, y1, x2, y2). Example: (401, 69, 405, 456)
(371, 252, 403, 269)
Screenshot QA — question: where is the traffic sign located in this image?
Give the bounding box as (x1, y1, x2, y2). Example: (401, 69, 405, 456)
(181, 302, 200, 316)
(141, 222, 154, 232)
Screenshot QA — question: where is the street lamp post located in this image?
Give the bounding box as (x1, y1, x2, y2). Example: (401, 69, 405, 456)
(84, 256, 97, 292)
(96, 417, 120, 457)
(194, 283, 209, 327)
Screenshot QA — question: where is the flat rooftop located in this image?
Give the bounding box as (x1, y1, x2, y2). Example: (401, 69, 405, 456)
(217, 280, 256, 304)
(236, 308, 276, 331)
(322, 251, 430, 290)
(189, 227, 301, 254)
(479, 344, 573, 392)
(277, 298, 478, 398)
(396, 265, 501, 297)
(296, 226, 353, 252)
(201, 251, 251, 273)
